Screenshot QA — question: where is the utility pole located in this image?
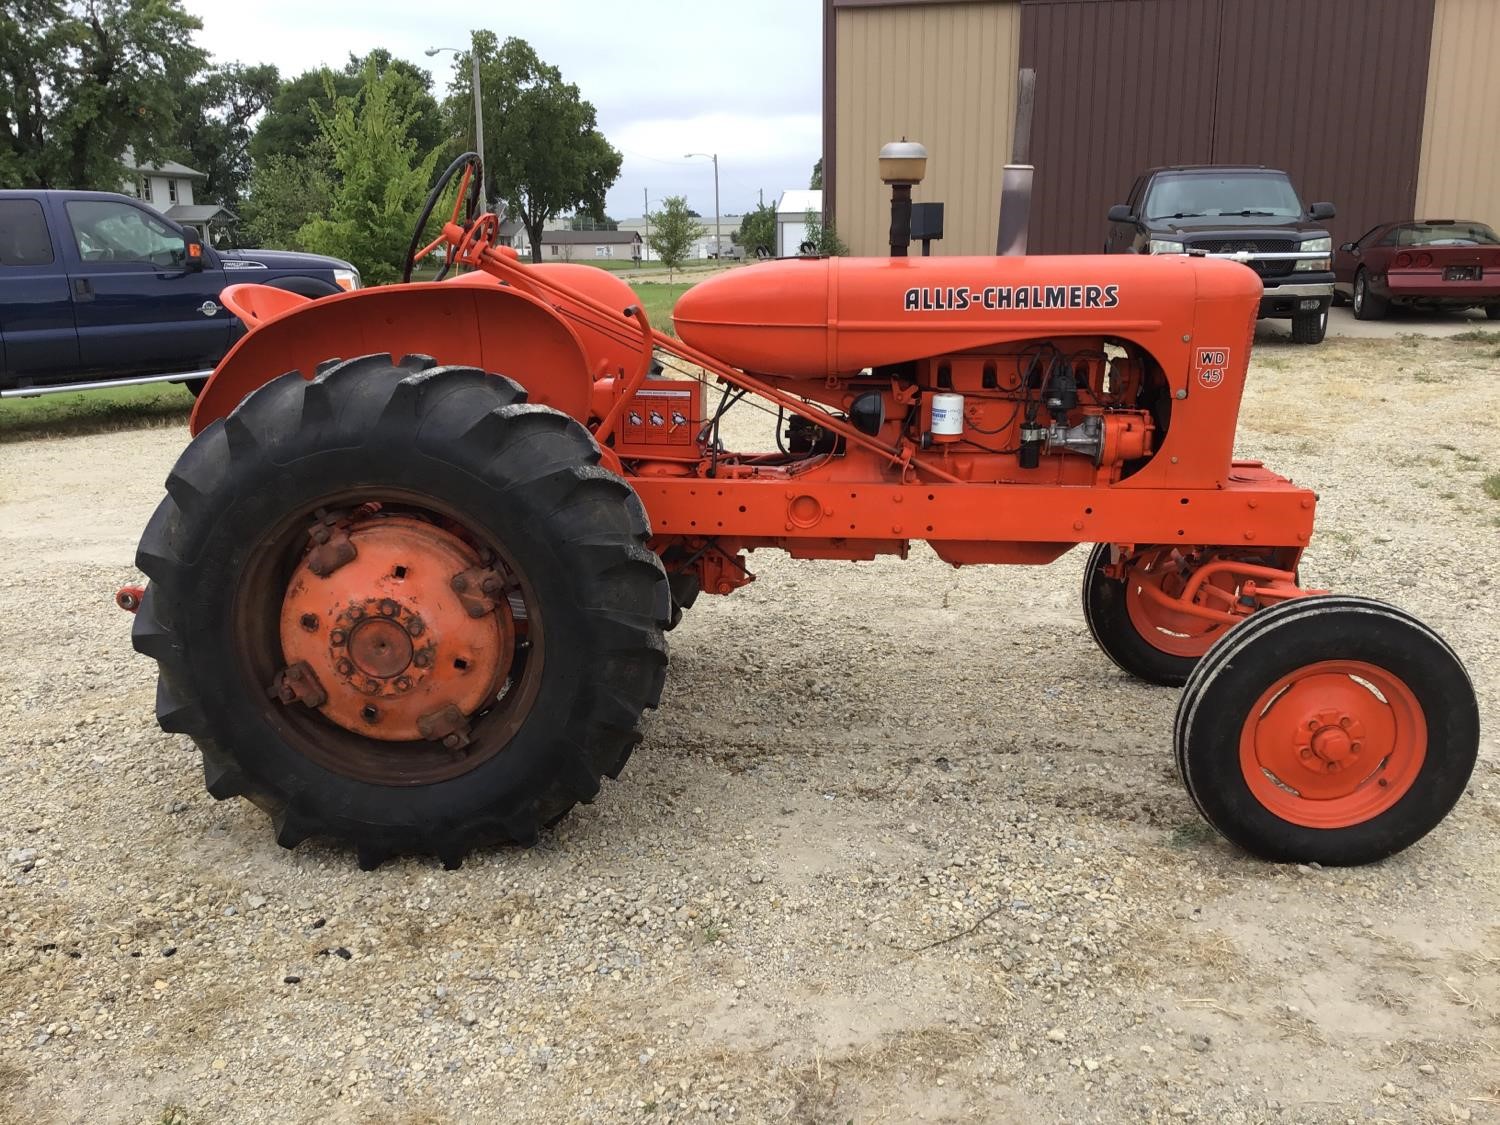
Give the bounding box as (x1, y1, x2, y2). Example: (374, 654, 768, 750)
(643, 187, 650, 262)
(425, 42, 485, 210)
(686, 152, 720, 258)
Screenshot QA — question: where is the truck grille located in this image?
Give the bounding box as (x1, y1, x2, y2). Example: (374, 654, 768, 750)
(1192, 238, 1298, 279)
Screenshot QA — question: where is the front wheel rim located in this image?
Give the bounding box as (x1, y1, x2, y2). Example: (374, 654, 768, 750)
(1238, 659, 1426, 828)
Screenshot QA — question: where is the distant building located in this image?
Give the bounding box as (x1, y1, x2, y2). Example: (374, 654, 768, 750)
(776, 189, 822, 257)
(119, 150, 236, 242)
(507, 226, 642, 262)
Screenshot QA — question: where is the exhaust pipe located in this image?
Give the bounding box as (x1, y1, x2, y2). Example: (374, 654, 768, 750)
(996, 164, 1034, 257)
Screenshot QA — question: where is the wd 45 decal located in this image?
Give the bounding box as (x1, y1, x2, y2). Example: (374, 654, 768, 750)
(903, 284, 1120, 312)
(1194, 347, 1230, 389)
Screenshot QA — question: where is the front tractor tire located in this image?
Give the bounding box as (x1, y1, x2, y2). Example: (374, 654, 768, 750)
(1082, 544, 1233, 686)
(1175, 596, 1478, 865)
(133, 355, 668, 869)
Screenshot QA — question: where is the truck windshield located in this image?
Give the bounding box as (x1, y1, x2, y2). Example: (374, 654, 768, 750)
(1144, 174, 1304, 221)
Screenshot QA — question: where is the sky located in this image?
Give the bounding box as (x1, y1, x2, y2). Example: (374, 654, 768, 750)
(181, 0, 824, 222)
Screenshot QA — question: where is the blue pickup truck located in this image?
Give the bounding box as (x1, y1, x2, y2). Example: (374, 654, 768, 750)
(0, 189, 359, 395)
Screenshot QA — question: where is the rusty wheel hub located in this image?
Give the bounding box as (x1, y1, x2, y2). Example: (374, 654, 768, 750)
(277, 515, 514, 742)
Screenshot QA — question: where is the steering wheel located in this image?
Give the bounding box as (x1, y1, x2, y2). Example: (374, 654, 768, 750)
(403, 151, 483, 283)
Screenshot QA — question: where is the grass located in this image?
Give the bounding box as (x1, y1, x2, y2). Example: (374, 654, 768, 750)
(1449, 328, 1500, 343)
(0, 381, 194, 443)
(632, 281, 695, 335)
(1484, 472, 1500, 502)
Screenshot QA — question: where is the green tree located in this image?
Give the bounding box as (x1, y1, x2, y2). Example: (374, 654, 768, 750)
(168, 63, 280, 210)
(805, 209, 849, 257)
(250, 51, 444, 168)
(445, 33, 622, 262)
(810, 157, 823, 190)
(0, 0, 207, 189)
(736, 203, 775, 257)
(647, 196, 704, 279)
(294, 61, 440, 285)
(240, 153, 332, 249)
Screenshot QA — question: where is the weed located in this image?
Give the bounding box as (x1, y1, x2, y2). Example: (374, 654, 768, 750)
(1449, 329, 1500, 343)
(159, 1108, 191, 1125)
(700, 923, 724, 944)
(1483, 473, 1500, 502)
(1169, 821, 1217, 849)
(1412, 370, 1445, 384)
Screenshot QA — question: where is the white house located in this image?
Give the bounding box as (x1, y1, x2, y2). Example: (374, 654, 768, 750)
(776, 189, 822, 257)
(120, 150, 236, 242)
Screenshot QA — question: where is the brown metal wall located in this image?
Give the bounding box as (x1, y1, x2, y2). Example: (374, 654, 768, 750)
(1018, 0, 1219, 254)
(1018, 0, 1435, 253)
(1212, 0, 1434, 249)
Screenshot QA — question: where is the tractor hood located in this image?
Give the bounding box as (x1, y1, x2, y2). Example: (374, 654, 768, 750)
(672, 254, 1262, 378)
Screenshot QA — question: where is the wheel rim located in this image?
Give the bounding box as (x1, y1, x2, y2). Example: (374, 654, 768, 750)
(235, 493, 545, 786)
(1238, 659, 1426, 829)
(1121, 548, 1231, 658)
(1354, 275, 1364, 314)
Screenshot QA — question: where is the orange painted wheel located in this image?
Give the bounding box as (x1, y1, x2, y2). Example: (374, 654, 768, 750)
(133, 356, 667, 869)
(1175, 596, 1478, 865)
(1122, 547, 1231, 659)
(278, 515, 514, 743)
(1083, 544, 1273, 686)
(1238, 660, 1426, 829)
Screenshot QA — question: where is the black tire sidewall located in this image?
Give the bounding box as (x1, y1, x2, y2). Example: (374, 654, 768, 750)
(1180, 602, 1478, 864)
(1082, 544, 1197, 687)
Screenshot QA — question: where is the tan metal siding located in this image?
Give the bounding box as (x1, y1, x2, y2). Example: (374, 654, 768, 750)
(834, 2, 1021, 256)
(1416, 0, 1500, 225)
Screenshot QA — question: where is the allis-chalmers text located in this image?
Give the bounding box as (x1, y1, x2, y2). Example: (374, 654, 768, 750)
(903, 284, 1121, 312)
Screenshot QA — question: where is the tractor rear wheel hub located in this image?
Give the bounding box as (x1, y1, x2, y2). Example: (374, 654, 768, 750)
(278, 515, 513, 742)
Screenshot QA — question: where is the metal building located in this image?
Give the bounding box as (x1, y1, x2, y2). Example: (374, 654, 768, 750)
(824, 0, 1500, 256)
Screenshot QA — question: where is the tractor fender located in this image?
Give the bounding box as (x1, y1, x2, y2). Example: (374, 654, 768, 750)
(190, 282, 594, 435)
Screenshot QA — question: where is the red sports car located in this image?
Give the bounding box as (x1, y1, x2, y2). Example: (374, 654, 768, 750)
(1333, 219, 1500, 320)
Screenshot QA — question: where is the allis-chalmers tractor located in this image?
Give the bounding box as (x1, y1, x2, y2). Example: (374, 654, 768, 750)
(122, 153, 1479, 870)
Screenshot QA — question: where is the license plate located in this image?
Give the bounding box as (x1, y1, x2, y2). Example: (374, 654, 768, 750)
(1443, 265, 1480, 281)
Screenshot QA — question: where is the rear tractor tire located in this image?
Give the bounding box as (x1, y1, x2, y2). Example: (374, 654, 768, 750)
(1175, 596, 1478, 865)
(133, 354, 669, 868)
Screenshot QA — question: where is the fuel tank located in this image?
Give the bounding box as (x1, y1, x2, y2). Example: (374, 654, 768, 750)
(672, 254, 1262, 378)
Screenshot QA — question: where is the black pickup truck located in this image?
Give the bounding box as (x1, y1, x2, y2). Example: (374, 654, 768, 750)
(1105, 166, 1336, 344)
(0, 189, 358, 395)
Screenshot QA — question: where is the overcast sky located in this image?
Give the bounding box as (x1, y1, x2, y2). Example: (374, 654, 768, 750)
(181, 0, 823, 221)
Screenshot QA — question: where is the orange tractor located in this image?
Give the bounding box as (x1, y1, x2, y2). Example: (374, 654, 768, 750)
(122, 153, 1478, 869)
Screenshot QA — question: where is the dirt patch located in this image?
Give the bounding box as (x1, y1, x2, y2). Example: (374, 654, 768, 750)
(0, 333, 1496, 1123)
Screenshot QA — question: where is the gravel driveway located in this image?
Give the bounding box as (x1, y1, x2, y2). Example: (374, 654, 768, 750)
(1, 332, 1497, 1124)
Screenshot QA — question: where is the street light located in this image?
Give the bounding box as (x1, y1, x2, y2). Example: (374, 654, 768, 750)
(426, 44, 485, 212)
(685, 152, 720, 260)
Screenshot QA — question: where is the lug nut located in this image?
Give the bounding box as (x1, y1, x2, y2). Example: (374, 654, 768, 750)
(349, 605, 365, 619)
(413, 650, 433, 668)
(442, 733, 463, 750)
(378, 599, 398, 617)
(330, 629, 347, 645)
(365, 678, 381, 693)
(299, 613, 319, 632)
(451, 574, 468, 592)
(406, 616, 425, 637)
(394, 676, 412, 692)
(336, 658, 354, 676)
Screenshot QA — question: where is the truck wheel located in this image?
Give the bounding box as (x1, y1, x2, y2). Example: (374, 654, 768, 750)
(1175, 596, 1477, 865)
(1486, 304, 1499, 320)
(1352, 269, 1388, 320)
(1290, 305, 1327, 345)
(1082, 544, 1230, 686)
(133, 354, 669, 869)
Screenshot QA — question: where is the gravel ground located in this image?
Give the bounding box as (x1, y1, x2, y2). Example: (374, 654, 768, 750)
(1, 330, 1497, 1124)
